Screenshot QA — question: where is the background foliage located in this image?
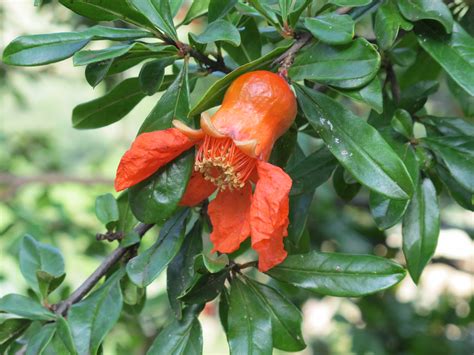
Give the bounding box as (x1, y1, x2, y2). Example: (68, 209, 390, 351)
(1, 0, 473, 354)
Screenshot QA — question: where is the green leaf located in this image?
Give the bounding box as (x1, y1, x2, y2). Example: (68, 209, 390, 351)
(304, 13, 355, 45)
(26, 323, 56, 355)
(0, 294, 56, 321)
(333, 166, 361, 201)
(73, 43, 135, 66)
(329, 0, 371, 6)
(245, 277, 305, 352)
(95, 193, 120, 228)
(279, 0, 292, 22)
(127, 0, 178, 40)
(19, 235, 65, 296)
(421, 116, 474, 137)
(289, 38, 381, 89)
(146, 306, 203, 355)
(85, 59, 114, 88)
(189, 44, 291, 116)
(287, 146, 338, 195)
(436, 164, 473, 211)
(59, 0, 154, 26)
(36, 271, 66, 300)
(72, 77, 146, 129)
(374, 0, 413, 50)
(0, 319, 31, 346)
(391, 109, 413, 139)
(68, 269, 124, 355)
(208, 0, 238, 22)
(399, 80, 439, 113)
(447, 76, 474, 117)
(191, 19, 241, 47)
(179, 270, 229, 305)
(247, 0, 280, 29)
(416, 22, 474, 96)
(139, 61, 190, 132)
(126, 209, 189, 287)
(422, 136, 474, 192)
(128, 149, 194, 224)
(227, 277, 272, 355)
(55, 316, 77, 355)
(333, 76, 383, 113)
(180, 0, 210, 25)
(287, 192, 313, 249)
(267, 251, 406, 297)
(167, 221, 203, 318)
(295, 85, 415, 200)
(219, 288, 230, 333)
(398, 0, 453, 33)
(402, 177, 440, 283)
(2, 26, 153, 66)
(222, 17, 262, 65)
(288, 0, 312, 27)
(117, 191, 138, 233)
(139, 57, 175, 95)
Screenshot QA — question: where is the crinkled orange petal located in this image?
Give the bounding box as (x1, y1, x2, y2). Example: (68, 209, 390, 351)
(180, 171, 217, 207)
(208, 183, 252, 253)
(250, 160, 292, 272)
(115, 128, 195, 191)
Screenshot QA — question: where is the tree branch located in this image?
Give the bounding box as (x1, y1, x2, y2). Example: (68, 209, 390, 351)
(273, 31, 312, 75)
(54, 223, 154, 316)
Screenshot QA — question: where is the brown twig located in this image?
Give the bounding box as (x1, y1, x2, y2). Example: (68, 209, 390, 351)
(273, 32, 313, 76)
(54, 223, 154, 316)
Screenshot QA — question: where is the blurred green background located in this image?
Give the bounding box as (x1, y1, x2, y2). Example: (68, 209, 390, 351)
(1, 1, 473, 354)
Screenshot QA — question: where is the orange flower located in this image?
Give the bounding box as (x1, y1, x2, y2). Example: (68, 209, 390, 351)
(115, 71, 297, 271)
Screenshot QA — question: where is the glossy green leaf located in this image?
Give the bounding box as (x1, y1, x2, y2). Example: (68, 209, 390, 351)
(127, 209, 189, 287)
(208, 0, 238, 22)
(85, 59, 114, 87)
(399, 80, 439, 113)
(227, 277, 272, 355)
(329, 0, 371, 6)
(55, 316, 77, 355)
(0, 294, 56, 321)
(36, 271, 66, 300)
(179, 270, 229, 305)
(374, 0, 413, 49)
(68, 269, 124, 355)
(333, 166, 361, 201)
(289, 38, 381, 89)
(334, 76, 383, 113)
(73, 43, 135, 66)
(416, 22, 474, 96)
(402, 177, 440, 283)
(295, 85, 414, 199)
(287, 192, 313, 249)
(127, 0, 178, 40)
(447, 76, 474, 116)
(26, 323, 56, 355)
(288, 0, 312, 27)
(0, 319, 31, 347)
(223, 17, 262, 65)
(189, 44, 291, 116)
(219, 288, 230, 333)
(391, 109, 413, 139)
(421, 116, 474, 137)
(59, 0, 153, 26)
(267, 251, 406, 296)
(436, 164, 473, 211)
(95, 193, 119, 227)
(247, 0, 280, 28)
(167, 221, 203, 318)
(422, 136, 474, 192)
(116, 191, 138, 233)
(245, 277, 305, 352)
(139, 57, 175, 95)
(287, 146, 338, 195)
(147, 306, 203, 355)
(19, 235, 65, 296)
(72, 78, 145, 129)
(139, 61, 190, 132)
(191, 19, 241, 47)
(180, 0, 210, 25)
(304, 13, 355, 45)
(398, 0, 453, 33)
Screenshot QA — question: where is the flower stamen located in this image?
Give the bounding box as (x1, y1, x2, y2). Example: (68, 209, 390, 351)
(195, 135, 256, 191)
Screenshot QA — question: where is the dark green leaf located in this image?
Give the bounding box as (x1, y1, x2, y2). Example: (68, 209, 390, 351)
(333, 166, 361, 201)
(421, 116, 474, 137)
(399, 80, 439, 113)
(19, 235, 65, 296)
(139, 61, 190, 132)
(295, 85, 415, 199)
(147, 306, 203, 355)
(304, 13, 355, 45)
(329, 0, 371, 6)
(36, 271, 66, 300)
(402, 177, 440, 283)
(127, 0, 178, 40)
(167, 221, 203, 318)
(0, 294, 56, 321)
(267, 251, 406, 296)
(191, 19, 241, 47)
(245, 277, 305, 352)
(179, 270, 229, 305)
(447, 76, 474, 116)
(128, 150, 194, 224)
(95, 193, 120, 227)
(85, 59, 114, 87)
(422, 136, 474, 192)
(55, 316, 77, 355)
(288, 0, 312, 27)
(73, 43, 135, 66)
(0, 319, 31, 346)
(116, 191, 138, 233)
(139, 57, 175, 95)
(398, 0, 453, 33)
(436, 164, 473, 211)
(126, 209, 189, 287)
(391, 109, 413, 139)
(72, 77, 146, 129)
(26, 323, 56, 355)
(180, 0, 210, 25)
(247, 0, 280, 28)
(416, 22, 474, 96)
(189, 44, 291, 116)
(289, 38, 381, 89)
(68, 269, 124, 355)
(269, 126, 297, 168)
(208, 0, 238, 22)
(287, 192, 313, 249)
(222, 17, 262, 65)
(227, 277, 272, 355)
(219, 288, 230, 333)
(333, 76, 383, 114)
(374, 0, 413, 49)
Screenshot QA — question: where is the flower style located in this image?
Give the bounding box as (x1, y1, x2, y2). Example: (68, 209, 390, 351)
(115, 71, 297, 271)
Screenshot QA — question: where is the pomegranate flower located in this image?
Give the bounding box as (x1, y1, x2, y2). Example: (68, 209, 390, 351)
(115, 71, 297, 271)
